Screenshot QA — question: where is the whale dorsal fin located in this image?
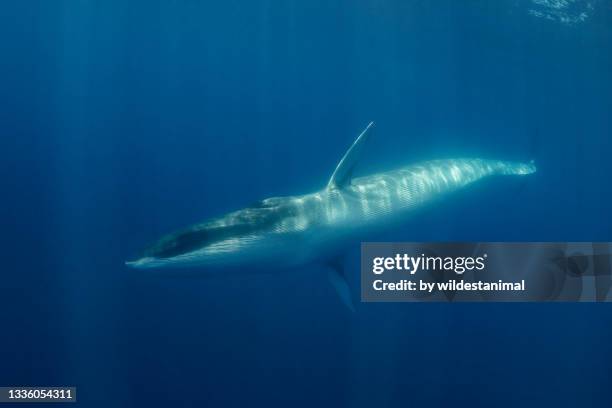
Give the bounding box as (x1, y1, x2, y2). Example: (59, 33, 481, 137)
(327, 121, 374, 190)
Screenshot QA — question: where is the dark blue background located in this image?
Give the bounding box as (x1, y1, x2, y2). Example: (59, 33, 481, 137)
(1, 1, 611, 407)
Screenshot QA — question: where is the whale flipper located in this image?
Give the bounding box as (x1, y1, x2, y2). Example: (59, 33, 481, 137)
(327, 260, 355, 312)
(327, 121, 374, 190)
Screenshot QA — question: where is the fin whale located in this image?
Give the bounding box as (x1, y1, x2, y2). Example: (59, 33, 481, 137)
(126, 122, 536, 309)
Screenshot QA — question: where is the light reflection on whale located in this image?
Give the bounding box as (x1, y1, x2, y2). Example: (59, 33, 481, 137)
(126, 122, 536, 309)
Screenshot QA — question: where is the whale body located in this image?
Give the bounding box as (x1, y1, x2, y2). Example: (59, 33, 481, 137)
(126, 122, 535, 308)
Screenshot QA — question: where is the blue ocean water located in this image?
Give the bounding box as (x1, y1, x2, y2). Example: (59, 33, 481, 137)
(1, 1, 611, 406)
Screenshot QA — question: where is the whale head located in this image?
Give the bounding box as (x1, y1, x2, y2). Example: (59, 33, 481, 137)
(126, 197, 302, 269)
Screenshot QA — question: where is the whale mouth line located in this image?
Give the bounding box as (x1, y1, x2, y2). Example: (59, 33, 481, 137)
(136, 201, 294, 261)
(125, 257, 158, 268)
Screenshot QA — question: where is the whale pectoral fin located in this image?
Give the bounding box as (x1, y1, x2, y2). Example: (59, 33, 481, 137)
(327, 261, 355, 312)
(327, 121, 374, 190)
